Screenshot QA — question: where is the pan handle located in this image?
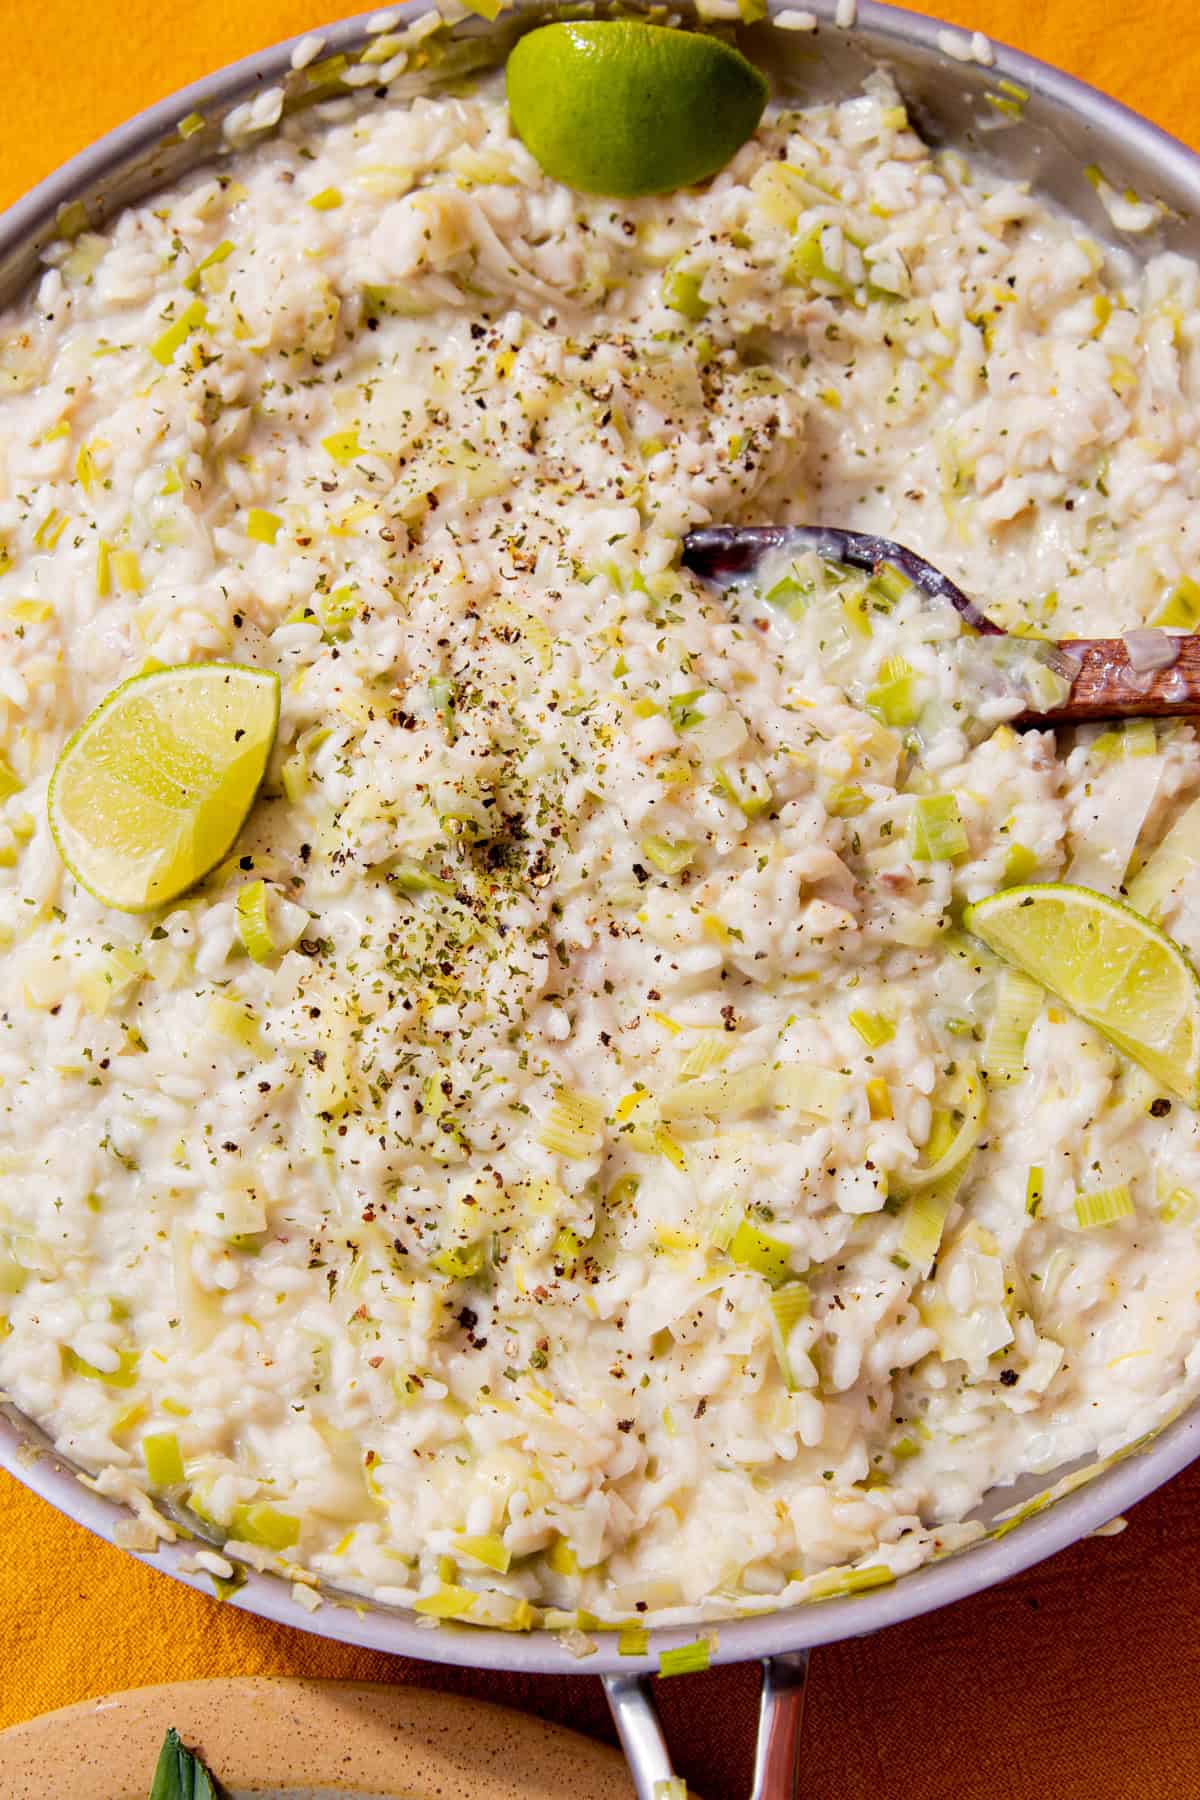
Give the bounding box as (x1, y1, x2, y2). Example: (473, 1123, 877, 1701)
(604, 1672, 677, 1797)
(603, 1651, 810, 1798)
(751, 1652, 810, 1799)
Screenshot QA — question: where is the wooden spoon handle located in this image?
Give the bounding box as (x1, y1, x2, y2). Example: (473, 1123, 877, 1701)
(1015, 637, 1200, 727)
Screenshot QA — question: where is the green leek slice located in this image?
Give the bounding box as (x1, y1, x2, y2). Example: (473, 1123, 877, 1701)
(229, 1501, 301, 1551)
(981, 970, 1044, 1082)
(234, 880, 275, 963)
(848, 1009, 894, 1049)
(768, 1281, 811, 1388)
(539, 1088, 605, 1158)
(897, 1064, 984, 1193)
(455, 1533, 511, 1574)
(728, 1215, 792, 1287)
(658, 1638, 711, 1676)
(910, 793, 969, 863)
(1074, 1184, 1134, 1229)
(62, 1345, 139, 1387)
(142, 1430, 186, 1487)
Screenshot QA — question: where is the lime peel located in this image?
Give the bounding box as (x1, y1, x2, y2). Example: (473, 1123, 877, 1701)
(505, 22, 767, 199)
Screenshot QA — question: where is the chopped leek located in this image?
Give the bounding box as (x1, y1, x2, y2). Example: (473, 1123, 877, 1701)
(669, 686, 708, 728)
(62, 1346, 139, 1387)
(641, 835, 695, 875)
(787, 225, 852, 293)
(764, 568, 813, 616)
(142, 1430, 185, 1487)
(661, 258, 709, 321)
(677, 1035, 727, 1082)
(547, 1535, 579, 1576)
(866, 657, 921, 727)
(768, 1281, 811, 1389)
(910, 794, 969, 863)
(869, 564, 911, 606)
(661, 1065, 770, 1121)
(849, 1009, 894, 1049)
(150, 298, 206, 367)
(1125, 795, 1200, 919)
(1152, 576, 1200, 630)
(826, 782, 868, 818)
(308, 186, 344, 210)
(183, 238, 234, 290)
(246, 508, 282, 544)
(714, 762, 774, 818)
(1002, 842, 1039, 886)
(112, 548, 142, 594)
(321, 429, 363, 464)
(981, 971, 1043, 1082)
(234, 881, 275, 963)
(619, 1622, 649, 1655)
(320, 585, 360, 639)
(207, 995, 265, 1054)
(1160, 1184, 1196, 1223)
(455, 1533, 511, 1574)
(229, 1501, 301, 1551)
(773, 1064, 852, 1119)
(728, 1215, 792, 1287)
(210, 1565, 248, 1604)
(33, 508, 68, 550)
(866, 1077, 893, 1120)
(75, 442, 100, 493)
(539, 1087, 605, 1158)
(898, 1064, 984, 1192)
(804, 1563, 895, 1601)
(897, 1166, 965, 1276)
(658, 1638, 711, 1677)
(1025, 1166, 1044, 1218)
(0, 1243, 26, 1295)
(414, 1583, 478, 1619)
(1074, 1184, 1134, 1230)
(552, 1225, 584, 1275)
(430, 1241, 486, 1281)
(389, 859, 456, 896)
(607, 1174, 641, 1209)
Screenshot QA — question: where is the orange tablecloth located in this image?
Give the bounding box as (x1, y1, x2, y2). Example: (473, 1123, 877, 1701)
(4, 4, 1200, 1794)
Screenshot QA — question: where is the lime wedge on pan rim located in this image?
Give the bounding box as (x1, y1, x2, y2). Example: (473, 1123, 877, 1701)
(505, 21, 768, 198)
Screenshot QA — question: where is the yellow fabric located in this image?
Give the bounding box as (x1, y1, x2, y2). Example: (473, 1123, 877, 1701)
(3, 6, 1200, 1794)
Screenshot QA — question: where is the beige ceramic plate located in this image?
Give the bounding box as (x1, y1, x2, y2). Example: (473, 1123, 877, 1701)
(0, 1676, 636, 1799)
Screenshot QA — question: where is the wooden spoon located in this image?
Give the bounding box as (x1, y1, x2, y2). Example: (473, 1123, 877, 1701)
(681, 525, 1200, 728)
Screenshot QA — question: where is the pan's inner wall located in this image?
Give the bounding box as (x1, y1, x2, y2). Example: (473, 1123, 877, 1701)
(2, 0, 1200, 1668)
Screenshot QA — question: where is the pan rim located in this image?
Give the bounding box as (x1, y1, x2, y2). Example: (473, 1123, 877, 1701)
(2, 0, 1199, 1676)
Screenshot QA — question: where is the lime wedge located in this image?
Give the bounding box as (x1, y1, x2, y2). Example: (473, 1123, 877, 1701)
(505, 22, 768, 198)
(48, 662, 280, 913)
(964, 882, 1200, 1105)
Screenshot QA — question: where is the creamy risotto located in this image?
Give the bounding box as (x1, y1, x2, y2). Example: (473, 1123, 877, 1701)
(3, 41, 1200, 1633)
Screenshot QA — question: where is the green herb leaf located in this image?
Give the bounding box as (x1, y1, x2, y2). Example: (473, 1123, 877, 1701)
(148, 1726, 223, 1800)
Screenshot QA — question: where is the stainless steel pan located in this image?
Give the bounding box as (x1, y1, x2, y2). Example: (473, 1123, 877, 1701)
(4, 5, 1200, 1792)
